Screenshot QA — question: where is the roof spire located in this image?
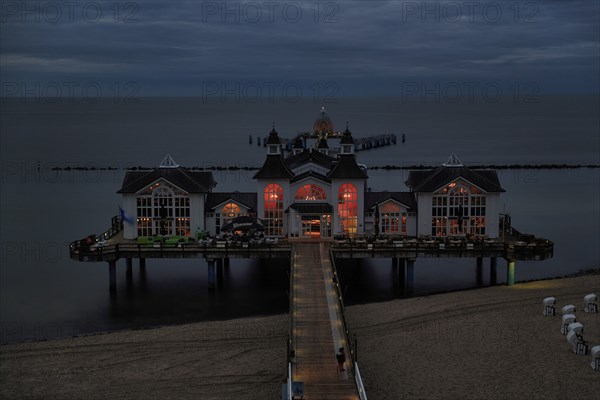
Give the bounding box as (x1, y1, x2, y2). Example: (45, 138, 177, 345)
(443, 153, 464, 167)
(159, 154, 179, 168)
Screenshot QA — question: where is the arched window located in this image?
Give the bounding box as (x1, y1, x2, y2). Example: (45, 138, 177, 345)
(222, 203, 241, 219)
(338, 184, 358, 235)
(136, 181, 190, 237)
(295, 184, 327, 201)
(431, 182, 486, 237)
(264, 184, 284, 236)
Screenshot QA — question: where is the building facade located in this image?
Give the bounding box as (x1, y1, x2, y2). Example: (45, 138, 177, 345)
(118, 112, 504, 240)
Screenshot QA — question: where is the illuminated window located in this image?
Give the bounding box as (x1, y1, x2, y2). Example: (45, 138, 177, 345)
(264, 184, 284, 236)
(222, 203, 241, 219)
(295, 184, 327, 201)
(338, 184, 358, 235)
(136, 182, 190, 237)
(431, 182, 486, 237)
(379, 202, 407, 236)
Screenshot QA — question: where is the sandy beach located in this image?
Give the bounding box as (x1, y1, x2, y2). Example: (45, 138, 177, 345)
(0, 315, 288, 400)
(2, 275, 599, 400)
(347, 275, 600, 400)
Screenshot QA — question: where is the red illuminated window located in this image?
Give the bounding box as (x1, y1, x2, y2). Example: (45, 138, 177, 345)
(264, 184, 284, 236)
(338, 184, 358, 235)
(295, 184, 326, 201)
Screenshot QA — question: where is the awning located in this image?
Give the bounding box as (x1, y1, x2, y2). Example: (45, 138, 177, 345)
(288, 203, 333, 214)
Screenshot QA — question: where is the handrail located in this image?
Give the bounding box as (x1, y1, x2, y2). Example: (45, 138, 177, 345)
(354, 363, 368, 400)
(329, 248, 367, 397)
(287, 362, 293, 400)
(288, 249, 294, 366)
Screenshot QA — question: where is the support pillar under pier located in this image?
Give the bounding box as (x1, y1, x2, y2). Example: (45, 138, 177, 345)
(476, 257, 483, 287)
(506, 259, 515, 286)
(108, 260, 117, 294)
(139, 258, 147, 292)
(207, 259, 216, 290)
(126, 258, 133, 286)
(490, 257, 497, 286)
(406, 259, 415, 296)
(216, 259, 224, 288)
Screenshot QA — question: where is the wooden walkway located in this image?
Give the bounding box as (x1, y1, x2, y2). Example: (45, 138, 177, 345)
(291, 243, 359, 400)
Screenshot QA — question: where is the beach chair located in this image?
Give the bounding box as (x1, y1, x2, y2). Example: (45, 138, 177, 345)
(591, 346, 600, 371)
(584, 294, 597, 314)
(566, 330, 588, 355)
(561, 314, 576, 335)
(292, 381, 304, 399)
(543, 297, 556, 316)
(561, 304, 576, 315)
(567, 322, 583, 336)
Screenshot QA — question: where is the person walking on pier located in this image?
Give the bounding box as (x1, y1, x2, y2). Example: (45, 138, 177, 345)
(336, 347, 346, 373)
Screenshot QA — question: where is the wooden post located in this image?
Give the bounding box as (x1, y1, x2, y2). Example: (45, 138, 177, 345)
(108, 260, 117, 294)
(476, 257, 483, 287)
(406, 259, 415, 296)
(490, 257, 497, 285)
(207, 259, 216, 290)
(398, 258, 406, 296)
(216, 258, 224, 287)
(126, 258, 133, 286)
(506, 259, 515, 286)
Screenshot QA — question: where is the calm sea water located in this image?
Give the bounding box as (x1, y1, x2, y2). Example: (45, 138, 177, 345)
(1, 96, 598, 343)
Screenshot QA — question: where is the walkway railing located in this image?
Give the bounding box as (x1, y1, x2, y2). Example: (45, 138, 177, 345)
(329, 248, 367, 398)
(354, 363, 368, 400)
(286, 362, 293, 400)
(70, 239, 290, 261)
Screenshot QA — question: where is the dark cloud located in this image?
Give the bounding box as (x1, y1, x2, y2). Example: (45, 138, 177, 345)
(1, 0, 598, 95)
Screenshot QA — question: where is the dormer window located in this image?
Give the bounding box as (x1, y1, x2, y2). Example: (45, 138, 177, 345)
(342, 145, 353, 154)
(268, 145, 279, 155)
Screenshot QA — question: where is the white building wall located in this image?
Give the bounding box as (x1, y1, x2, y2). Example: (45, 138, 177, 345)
(190, 193, 205, 233)
(416, 193, 432, 237)
(122, 194, 137, 239)
(486, 193, 500, 238)
(406, 212, 417, 236)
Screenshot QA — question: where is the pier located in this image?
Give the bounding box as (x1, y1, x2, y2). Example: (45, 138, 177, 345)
(68, 216, 552, 400)
(288, 243, 361, 399)
(253, 132, 399, 153)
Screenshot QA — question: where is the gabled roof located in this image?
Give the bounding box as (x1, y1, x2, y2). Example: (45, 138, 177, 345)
(327, 155, 368, 179)
(290, 170, 331, 184)
(253, 155, 294, 179)
(205, 192, 257, 211)
(406, 167, 504, 193)
(286, 149, 335, 170)
(117, 167, 215, 194)
(365, 192, 417, 212)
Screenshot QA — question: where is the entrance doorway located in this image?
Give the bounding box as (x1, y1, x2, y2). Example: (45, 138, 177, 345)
(301, 216, 321, 238)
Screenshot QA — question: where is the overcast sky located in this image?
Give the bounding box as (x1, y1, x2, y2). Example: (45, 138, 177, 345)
(1, 0, 598, 96)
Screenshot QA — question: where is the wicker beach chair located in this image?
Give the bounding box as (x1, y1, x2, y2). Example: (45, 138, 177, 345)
(591, 346, 600, 371)
(584, 294, 597, 314)
(561, 314, 576, 335)
(543, 297, 556, 316)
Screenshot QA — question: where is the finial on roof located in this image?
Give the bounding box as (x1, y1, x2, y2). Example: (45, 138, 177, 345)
(346, 121, 349, 130)
(159, 154, 179, 168)
(443, 153, 464, 167)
